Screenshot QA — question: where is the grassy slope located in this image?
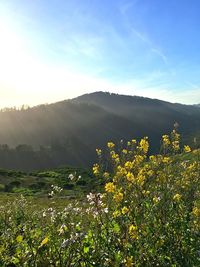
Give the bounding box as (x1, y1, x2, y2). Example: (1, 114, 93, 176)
(0, 166, 100, 198)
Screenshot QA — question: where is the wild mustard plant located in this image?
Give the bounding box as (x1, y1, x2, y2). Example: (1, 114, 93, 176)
(0, 129, 199, 266)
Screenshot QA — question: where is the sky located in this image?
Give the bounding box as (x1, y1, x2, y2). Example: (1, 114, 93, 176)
(0, 0, 200, 108)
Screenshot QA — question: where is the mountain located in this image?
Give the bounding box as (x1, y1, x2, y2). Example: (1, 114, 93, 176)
(0, 91, 199, 170)
(74, 91, 200, 136)
(194, 104, 200, 108)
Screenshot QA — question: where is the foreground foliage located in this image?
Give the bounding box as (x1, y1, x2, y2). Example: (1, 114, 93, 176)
(0, 129, 200, 266)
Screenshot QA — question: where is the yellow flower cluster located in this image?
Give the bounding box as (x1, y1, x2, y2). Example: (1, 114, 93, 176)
(110, 151, 120, 163)
(136, 173, 145, 186)
(171, 130, 180, 152)
(192, 207, 200, 217)
(162, 135, 170, 146)
(122, 206, 129, 214)
(162, 157, 171, 164)
(134, 155, 145, 165)
(93, 164, 100, 175)
(129, 224, 138, 240)
(113, 210, 121, 218)
(113, 192, 123, 202)
(172, 140, 180, 151)
(126, 172, 135, 182)
(105, 182, 116, 193)
(139, 137, 149, 154)
(153, 196, 160, 204)
(173, 193, 182, 202)
(107, 142, 115, 149)
(122, 149, 128, 154)
(124, 256, 134, 267)
(124, 161, 134, 170)
(184, 145, 191, 153)
(96, 148, 102, 156)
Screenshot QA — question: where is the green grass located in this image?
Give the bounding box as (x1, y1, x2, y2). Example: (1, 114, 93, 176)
(0, 166, 100, 198)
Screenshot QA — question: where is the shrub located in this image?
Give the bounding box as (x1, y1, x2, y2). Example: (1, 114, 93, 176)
(0, 183, 5, 191)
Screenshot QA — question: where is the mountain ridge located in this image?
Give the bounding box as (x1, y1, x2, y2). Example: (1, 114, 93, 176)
(0, 91, 199, 170)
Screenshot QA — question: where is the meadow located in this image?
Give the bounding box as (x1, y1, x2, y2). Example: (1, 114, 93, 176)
(0, 129, 200, 266)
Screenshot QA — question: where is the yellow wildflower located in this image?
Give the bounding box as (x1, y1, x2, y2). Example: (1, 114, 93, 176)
(137, 174, 145, 186)
(134, 155, 144, 164)
(132, 139, 136, 144)
(149, 155, 156, 161)
(125, 256, 134, 267)
(39, 237, 49, 247)
(173, 193, 182, 202)
(162, 135, 170, 146)
(96, 148, 102, 156)
(126, 172, 135, 182)
(113, 210, 121, 218)
(107, 142, 115, 149)
(105, 182, 116, 193)
(103, 172, 110, 179)
(117, 166, 127, 175)
(122, 149, 128, 154)
(129, 224, 138, 239)
(113, 192, 123, 202)
(142, 190, 150, 196)
(139, 137, 149, 154)
(124, 161, 133, 170)
(153, 196, 160, 204)
(162, 157, 171, 163)
(172, 140, 180, 151)
(172, 130, 180, 140)
(192, 207, 200, 217)
(188, 163, 195, 170)
(122, 206, 129, 214)
(184, 145, 191, 153)
(110, 151, 120, 163)
(93, 164, 100, 175)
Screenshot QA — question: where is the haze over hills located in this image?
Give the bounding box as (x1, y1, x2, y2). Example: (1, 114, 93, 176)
(0, 92, 199, 170)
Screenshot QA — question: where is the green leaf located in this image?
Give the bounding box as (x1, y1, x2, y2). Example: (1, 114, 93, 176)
(113, 223, 120, 234)
(16, 235, 23, 243)
(84, 246, 89, 254)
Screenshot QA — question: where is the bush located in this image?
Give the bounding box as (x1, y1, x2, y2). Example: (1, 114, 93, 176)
(0, 183, 5, 191)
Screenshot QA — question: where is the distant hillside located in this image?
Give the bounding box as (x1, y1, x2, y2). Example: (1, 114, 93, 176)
(194, 104, 200, 108)
(0, 166, 96, 197)
(74, 91, 200, 144)
(0, 91, 199, 170)
(75, 92, 200, 131)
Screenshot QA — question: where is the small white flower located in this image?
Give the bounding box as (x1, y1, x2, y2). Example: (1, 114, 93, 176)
(104, 207, 109, 213)
(61, 239, 70, 248)
(68, 174, 74, 180)
(48, 208, 53, 212)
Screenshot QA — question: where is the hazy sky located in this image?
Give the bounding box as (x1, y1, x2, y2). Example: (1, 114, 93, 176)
(0, 0, 200, 108)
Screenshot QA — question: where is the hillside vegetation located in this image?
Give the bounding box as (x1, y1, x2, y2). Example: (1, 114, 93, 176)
(0, 129, 200, 266)
(0, 166, 97, 198)
(0, 92, 199, 170)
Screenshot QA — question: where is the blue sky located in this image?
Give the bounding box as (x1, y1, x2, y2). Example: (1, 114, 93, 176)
(0, 0, 200, 107)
